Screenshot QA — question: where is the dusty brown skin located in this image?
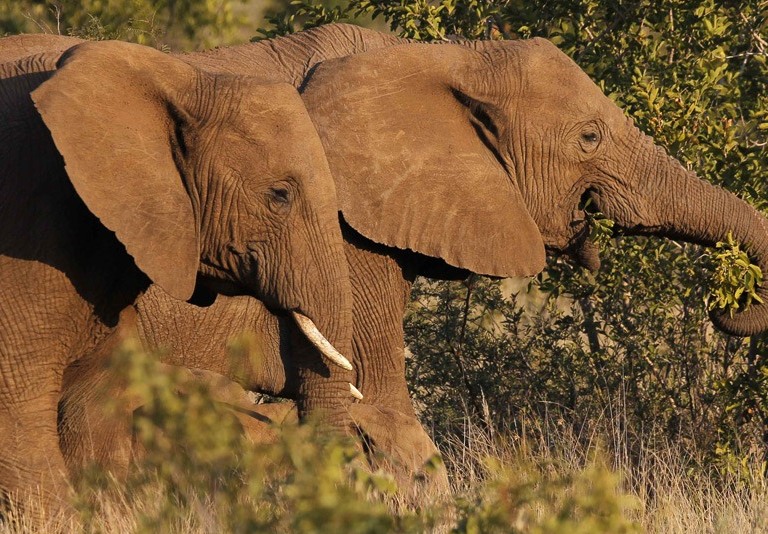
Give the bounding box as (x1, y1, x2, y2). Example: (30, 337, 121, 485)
(0, 39, 353, 510)
(8, 24, 768, 494)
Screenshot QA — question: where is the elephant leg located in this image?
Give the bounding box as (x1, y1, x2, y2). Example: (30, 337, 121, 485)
(0, 364, 71, 518)
(59, 361, 261, 480)
(340, 234, 451, 497)
(348, 404, 449, 496)
(62, 356, 298, 472)
(0, 285, 83, 515)
(343, 230, 417, 416)
(58, 353, 134, 484)
(58, 307, 140, 483)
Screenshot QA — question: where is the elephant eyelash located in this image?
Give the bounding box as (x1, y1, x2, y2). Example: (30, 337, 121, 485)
(267, 183, 294, 213)
(269, 187, 291, 204)
(577, 125, 603, 154)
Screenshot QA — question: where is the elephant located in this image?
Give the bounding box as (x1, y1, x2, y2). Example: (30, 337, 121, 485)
(8, 23, 768, 495)
(0, 38, 356, 511)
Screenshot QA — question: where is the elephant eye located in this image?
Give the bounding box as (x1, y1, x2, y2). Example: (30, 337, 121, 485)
(578, 127, 602, 153)
(270, 187, 290, 204)
(267, 184, 292, 213)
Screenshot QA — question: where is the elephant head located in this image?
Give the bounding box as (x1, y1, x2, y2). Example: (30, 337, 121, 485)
(300, 38, 768, 337)
(31, 40, 353, 367)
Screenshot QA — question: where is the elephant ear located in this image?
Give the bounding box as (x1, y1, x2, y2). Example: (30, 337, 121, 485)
(301, 44, 545, 278)
(31, 41, 199, 300)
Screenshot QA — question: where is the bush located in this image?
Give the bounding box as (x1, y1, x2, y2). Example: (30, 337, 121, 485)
(0, 0, 249, 49)
(75, 339, 426, 533)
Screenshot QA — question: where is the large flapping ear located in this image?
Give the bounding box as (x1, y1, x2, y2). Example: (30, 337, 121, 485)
(31, 41, 199, 300)
(301, 43, 545, 278)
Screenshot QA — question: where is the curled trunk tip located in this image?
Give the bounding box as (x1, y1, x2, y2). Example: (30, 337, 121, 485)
(709, 258, 768, 336)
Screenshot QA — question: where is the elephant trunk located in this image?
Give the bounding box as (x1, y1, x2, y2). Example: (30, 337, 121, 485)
(289, 213, 356, 428)
(603, 131, 768, 336)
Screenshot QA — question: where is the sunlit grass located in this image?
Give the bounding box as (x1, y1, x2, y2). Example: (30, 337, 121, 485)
(5, 342, 768, 533)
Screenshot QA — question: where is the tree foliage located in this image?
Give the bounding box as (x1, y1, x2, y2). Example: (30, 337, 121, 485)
(0, 0, 249, 49)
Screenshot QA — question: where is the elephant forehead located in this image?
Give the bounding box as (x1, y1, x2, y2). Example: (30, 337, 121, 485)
(221, 92, 326, 159)
(233, 87, 305, 131)
(517, 42, 608, 112)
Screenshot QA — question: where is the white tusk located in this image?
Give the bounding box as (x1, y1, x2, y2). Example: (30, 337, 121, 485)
(291, 311, 353, 371)
(349, 383, 364, 400)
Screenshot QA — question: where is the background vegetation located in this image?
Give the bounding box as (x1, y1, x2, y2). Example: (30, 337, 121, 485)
(7, 346, 766, 532)
(0, 0, 283, 48)
(3, 0, 768, 530)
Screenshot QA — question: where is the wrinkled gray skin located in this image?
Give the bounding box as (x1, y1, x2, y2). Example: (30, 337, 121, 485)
(9, 23, 768, 492)
(0, 38, 353, 511)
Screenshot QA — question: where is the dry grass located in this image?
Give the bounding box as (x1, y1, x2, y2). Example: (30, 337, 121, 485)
(3, 350, 767, 533)
(5, 417, 767, 533)
(439, 409, 768, 534)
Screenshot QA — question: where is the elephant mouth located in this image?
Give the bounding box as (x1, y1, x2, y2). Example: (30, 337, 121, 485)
(562, 189, 602, 272)
(566, 234, 601, 272)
